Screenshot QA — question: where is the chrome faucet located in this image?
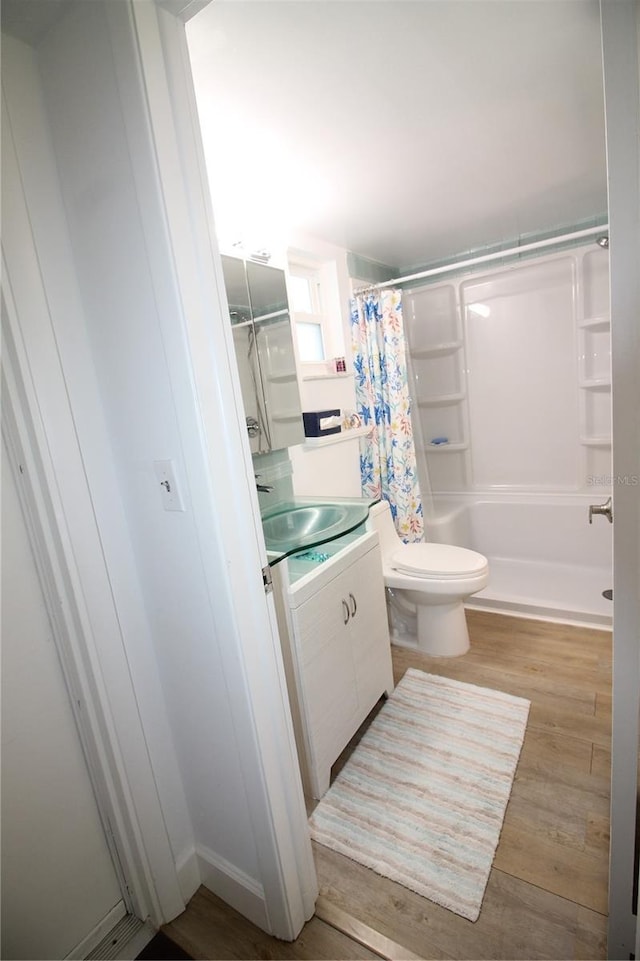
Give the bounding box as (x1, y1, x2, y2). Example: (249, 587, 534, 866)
(255, 474, 274, 494)
(589, 496, 613, 524)
(246, 416, 260, 438)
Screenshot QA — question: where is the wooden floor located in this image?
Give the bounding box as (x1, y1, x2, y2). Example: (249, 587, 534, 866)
(163, 611, 612, 960)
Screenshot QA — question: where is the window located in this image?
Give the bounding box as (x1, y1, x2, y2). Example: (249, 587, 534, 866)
(288, 263, 326, 363)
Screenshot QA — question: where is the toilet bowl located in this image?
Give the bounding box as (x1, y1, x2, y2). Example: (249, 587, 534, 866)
(368, 500, 489, 656)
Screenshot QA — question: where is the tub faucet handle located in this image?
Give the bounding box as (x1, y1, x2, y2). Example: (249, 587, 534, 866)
(589, 496, 613, 524)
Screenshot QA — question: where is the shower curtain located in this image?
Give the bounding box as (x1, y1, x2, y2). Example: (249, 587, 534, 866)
(351, 288, 424, 542)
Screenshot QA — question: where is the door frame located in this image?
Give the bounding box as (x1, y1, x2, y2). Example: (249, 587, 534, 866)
(123, 0, 318, 935)
(145, 0, 640, 949)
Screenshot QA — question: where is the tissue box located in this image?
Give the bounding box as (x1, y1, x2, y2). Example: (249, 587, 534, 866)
(303, 409, 342, 438)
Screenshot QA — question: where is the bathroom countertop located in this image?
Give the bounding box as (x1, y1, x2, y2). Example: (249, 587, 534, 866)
(261, 495, 380, 566)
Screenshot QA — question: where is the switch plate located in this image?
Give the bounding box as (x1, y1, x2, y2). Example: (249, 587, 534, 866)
(153, 459, 186, 512)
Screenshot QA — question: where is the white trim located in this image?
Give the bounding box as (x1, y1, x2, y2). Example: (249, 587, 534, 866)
(196, 845, 269, 931)
(601, 1, 640, 957)
(156, 0, 209, 21)
(64, 902, 128, 960)
(175, 849, 201, 905)
(129, 0, 318, 939)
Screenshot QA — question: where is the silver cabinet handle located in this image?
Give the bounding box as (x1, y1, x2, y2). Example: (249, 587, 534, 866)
(342, 599, 350, 625)
(589, 496, 613, 524)
(349, 593, 357, 618)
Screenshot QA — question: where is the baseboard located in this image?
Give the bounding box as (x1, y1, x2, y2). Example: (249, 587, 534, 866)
(66, 900, 128, 959)
(196, 844, 268, 932)
(175, 848, 201, 905)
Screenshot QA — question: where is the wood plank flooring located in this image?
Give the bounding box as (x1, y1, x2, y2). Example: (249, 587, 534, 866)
(163, 611, 612, 960)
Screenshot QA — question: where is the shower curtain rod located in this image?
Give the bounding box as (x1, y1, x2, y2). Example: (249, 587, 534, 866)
(355, 224, 609, 293)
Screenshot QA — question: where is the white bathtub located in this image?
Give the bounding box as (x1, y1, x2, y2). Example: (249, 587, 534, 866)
(425, 494, 613, 628)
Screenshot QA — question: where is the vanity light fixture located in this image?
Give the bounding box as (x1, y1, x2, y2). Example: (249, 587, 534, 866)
(249, 249, 271, 264)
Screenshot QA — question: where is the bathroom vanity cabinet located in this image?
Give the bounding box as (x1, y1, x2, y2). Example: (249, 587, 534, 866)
(271, 529, 393, 799)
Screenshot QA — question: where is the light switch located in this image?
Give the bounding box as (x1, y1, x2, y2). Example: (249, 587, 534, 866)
(153, 459, 186, 512)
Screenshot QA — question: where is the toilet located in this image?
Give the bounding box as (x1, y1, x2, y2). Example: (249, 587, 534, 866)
(368, 500, 489, 657)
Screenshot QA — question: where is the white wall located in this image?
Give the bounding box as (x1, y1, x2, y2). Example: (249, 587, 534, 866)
(35, 0, 262, 885)
(39, 4, 257, 876)
(2, 1, 316, 937)
(286, 232, 363, 497)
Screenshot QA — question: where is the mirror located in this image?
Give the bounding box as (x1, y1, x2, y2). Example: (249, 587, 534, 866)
(246, 261, 289, 317)
(221, 255, 252, 325)
(221, 256, 304, 453)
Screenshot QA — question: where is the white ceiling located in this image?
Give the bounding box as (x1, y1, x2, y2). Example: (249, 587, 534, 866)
(187, 0, 607, 271)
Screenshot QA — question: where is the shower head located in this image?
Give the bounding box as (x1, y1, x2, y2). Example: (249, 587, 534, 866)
(596, 235, 609, 248)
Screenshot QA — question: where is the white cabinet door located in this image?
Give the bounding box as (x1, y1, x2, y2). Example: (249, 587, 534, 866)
(346, 545, 394, 714)
(289, 540, 392, 798)
(291, 572, 360, 796)
(1, 443, 125, 960)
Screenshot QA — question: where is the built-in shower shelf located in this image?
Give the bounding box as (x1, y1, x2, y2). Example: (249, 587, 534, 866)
(578, 316, 610, 330)
(579, 377, 611, 389)
(580, 436, 612, 447)
(410, 340, 463, 358)
(417, 392, 466, 407)
(302, 372, 353, 382)
(302, 425, 371, 449)
(422, 441, 468, 453)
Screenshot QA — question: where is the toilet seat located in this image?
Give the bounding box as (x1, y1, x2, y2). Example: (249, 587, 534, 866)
(390, 543, 488, 580)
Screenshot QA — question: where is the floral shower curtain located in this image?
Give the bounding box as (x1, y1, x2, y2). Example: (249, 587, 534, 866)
(351, 288, 424, 542)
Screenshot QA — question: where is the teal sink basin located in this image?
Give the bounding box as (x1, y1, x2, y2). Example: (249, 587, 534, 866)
(261, 501, 372, 557)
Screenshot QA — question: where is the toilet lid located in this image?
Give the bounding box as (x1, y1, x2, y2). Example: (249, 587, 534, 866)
(390, 543, 488, 578)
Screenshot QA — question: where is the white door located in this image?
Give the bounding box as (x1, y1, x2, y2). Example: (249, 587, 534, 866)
(1, 438, 126, 960)
(600, 1, 640, 957)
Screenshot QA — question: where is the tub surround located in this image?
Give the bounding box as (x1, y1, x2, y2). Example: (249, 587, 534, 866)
(404, 244, 612, 628)
(405, 245, 611, 496)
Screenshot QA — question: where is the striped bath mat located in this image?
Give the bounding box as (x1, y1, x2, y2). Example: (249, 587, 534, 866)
(309, 668, 530, 922)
